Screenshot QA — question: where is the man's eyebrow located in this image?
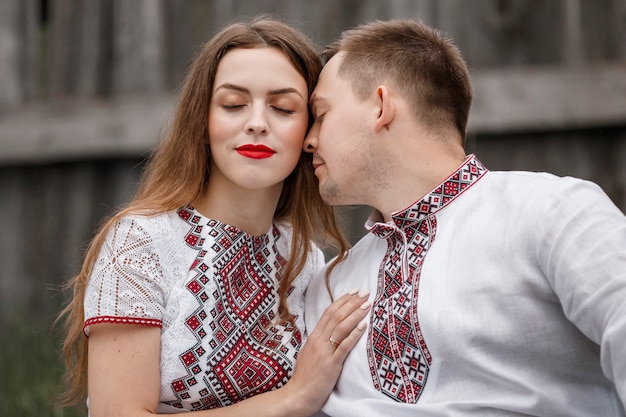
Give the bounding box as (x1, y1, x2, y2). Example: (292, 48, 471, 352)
(214, 83, 304, 100)
(309, 94, 326, 110)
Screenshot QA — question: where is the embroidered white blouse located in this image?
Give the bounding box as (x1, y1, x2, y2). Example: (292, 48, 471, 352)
(305, 155, 626, 417)
(84, 205, 324, 412)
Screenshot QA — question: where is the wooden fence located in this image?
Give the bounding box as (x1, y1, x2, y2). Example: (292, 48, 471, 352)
(1, 0, 626, 324)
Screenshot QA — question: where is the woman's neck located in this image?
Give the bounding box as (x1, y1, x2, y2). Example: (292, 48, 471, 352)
(192, 180, 283, 237)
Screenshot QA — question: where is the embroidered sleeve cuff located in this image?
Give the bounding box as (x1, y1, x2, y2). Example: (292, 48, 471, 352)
(83, 315, 162, 337)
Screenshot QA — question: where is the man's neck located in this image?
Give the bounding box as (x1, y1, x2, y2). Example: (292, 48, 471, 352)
(374, 148, 468, 223)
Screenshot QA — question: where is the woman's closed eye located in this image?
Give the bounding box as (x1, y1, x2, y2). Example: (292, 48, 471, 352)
(272, 105, 295, 115)
(221, 103, 246, 110)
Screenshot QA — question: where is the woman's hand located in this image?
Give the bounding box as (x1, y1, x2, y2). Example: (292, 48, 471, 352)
(282, 290, 371, 415)
(87, 291, 370, 417)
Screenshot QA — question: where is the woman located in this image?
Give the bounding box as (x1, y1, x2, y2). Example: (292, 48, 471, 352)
(58, 16, 370, 416)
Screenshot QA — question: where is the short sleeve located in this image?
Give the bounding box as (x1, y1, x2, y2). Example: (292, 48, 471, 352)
(83, 216, 166, 335)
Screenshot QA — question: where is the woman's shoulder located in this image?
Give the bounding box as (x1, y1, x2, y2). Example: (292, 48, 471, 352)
(105, 208, 194, 251)
(119, 208, 188, 231)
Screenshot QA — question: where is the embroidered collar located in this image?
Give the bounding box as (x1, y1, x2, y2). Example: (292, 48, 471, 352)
(177, 204, 278, 250)
(366, 154, 488, 234)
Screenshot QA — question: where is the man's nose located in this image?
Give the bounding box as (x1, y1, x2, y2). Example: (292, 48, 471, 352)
(303, 126, 318, 153)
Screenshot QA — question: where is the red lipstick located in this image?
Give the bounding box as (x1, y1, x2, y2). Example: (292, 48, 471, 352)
(236, 144, 276, 159)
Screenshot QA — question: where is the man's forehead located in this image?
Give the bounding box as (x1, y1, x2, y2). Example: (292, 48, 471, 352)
(311, 54, 345, 103)
(320, 53, 343, 80)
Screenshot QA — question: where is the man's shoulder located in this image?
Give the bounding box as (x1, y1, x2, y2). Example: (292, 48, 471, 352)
(478, 171, 617, 220)
(483, 170, 603, 197)
(339, 233, 386, 267)
(487, 170, 591, 186)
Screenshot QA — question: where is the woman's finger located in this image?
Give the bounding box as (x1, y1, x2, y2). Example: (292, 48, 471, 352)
(312, 289, 370, 339)
(327, 298, 370, 353)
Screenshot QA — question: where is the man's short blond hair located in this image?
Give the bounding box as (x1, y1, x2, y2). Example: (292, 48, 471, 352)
(323, 20, 473, 143)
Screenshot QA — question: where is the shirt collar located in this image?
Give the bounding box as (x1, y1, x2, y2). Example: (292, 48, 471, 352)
(366, 154, 488, 234)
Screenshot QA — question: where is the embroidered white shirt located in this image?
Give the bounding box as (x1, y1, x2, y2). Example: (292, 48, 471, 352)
(84, 205, 324, 412)
(305, 155, 626, 417)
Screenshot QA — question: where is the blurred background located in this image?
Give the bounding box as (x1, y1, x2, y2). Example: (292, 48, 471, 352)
(1, 0, 625, 415)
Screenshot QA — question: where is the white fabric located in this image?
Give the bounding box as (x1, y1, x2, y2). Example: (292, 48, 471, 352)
(305, 159, 626, 416)
(84, 206, 325, 411)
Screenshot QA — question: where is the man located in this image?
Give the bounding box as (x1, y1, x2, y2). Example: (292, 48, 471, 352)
(303, 19, 626, 416)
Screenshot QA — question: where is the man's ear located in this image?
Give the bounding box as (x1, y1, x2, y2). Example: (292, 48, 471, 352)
(374, 85, 395, 132)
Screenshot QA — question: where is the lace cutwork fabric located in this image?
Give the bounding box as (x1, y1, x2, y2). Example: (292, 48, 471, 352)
(84, 217, 167, 331)
(83, 205, 323, 411)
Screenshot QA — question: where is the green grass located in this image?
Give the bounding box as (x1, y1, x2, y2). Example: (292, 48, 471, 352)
(0, 316, 85, 417)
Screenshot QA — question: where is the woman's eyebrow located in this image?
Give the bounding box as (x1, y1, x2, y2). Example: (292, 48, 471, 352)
(268, 87, 305, 100)
(215, 83, 304, 100)
(214, 83, 248, 94)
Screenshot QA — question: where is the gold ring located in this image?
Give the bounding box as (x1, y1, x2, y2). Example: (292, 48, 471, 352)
(329, 336, 341, 349)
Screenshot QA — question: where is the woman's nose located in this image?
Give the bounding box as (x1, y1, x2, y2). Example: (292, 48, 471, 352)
(245, 107, 269, 135)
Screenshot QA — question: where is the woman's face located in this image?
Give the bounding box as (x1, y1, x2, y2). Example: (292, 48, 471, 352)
(207, 47, 309, 194)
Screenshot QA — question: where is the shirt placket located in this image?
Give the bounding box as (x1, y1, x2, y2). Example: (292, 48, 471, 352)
(369, 219, 432, 403)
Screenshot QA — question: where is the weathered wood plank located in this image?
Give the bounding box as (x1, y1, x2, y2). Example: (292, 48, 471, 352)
(112, 0, 166, 94)
(0, 0, 39, 107)
(469, 62, 626, 133)
(1, 63, 625, 165)
(0, 159, 144, 319)
(0, 94, 175, 165)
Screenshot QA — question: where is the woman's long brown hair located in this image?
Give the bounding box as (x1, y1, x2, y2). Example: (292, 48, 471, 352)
(56, 15, 349, 406)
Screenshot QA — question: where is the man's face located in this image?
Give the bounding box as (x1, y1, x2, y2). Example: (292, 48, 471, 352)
(303, 53, 379, 206)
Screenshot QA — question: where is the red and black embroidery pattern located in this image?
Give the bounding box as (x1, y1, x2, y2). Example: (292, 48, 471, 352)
(164, 207, 300, 410)
(367, 156, 487, 403)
